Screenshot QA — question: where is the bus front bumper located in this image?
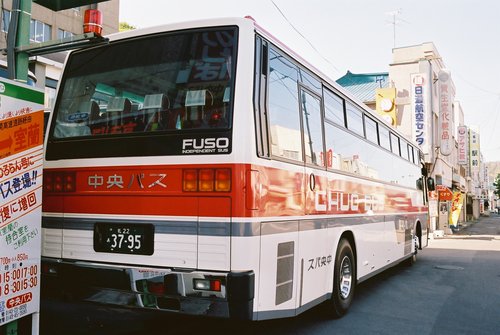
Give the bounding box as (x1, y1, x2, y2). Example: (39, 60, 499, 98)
(41, 258, 254, 320)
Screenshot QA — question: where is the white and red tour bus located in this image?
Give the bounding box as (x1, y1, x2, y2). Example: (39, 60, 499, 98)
(42, 17, 434, 320)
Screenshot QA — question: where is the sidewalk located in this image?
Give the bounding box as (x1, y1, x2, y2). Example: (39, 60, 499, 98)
(428, 214, 500, 251)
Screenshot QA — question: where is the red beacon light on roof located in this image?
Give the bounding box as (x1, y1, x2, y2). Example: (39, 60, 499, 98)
(83, 9, 103, 37)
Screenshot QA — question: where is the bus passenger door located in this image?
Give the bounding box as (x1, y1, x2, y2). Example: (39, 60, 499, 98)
(298, 87, 330, 309)
(300, 166, 329, 309)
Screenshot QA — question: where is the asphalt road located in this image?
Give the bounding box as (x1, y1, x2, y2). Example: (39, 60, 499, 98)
(40, 216, 500, 335)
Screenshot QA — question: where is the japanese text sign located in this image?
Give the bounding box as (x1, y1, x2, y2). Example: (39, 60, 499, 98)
(411, 73, 430, 156)
(438, 70, 453, 156)
(0, 79, 44, 327)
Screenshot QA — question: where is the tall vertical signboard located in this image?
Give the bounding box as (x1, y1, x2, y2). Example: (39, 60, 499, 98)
(469, 129, 480, 180)
(411, 73, 431, 156)
(457, 126, 468, 165)
(438, 69, 453, 156)
(0, 79, 44, 334)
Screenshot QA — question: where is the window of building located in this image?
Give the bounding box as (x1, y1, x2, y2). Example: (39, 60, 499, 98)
(433, 113, 439, 148)
(58, 29, 74, 39)
(30, 19, 52, 43)
(268, 47, 302, 162)
(2, 9, 10, 32)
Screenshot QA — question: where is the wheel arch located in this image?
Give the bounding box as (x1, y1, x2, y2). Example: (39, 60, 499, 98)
(414, 219, 423, 249)
(339, 230, 357, 276)
(323, 230, 357, 318)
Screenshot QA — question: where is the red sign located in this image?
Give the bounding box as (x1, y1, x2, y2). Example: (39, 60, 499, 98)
(0, 111, 44, 160)
(428, 191, 438, 200)
(437, 185, 453, 201)
(7, 292, 33, 309)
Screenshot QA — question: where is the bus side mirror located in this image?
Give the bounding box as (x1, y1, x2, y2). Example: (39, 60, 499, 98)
(427, 177, 435, 191)
(416, 178, 423, 190)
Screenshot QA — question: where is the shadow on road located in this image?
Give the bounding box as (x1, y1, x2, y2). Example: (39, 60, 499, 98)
(41, 263, 411, 335)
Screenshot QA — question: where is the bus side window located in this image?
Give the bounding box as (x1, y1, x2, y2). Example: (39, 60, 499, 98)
(345, 102, 363, 136)
(267, 47, 302, 162)
(378, 125, 391, 151)
(300, 89, 324, 167)
(390, 133, 400, 156)
(364, 116, 378, 144)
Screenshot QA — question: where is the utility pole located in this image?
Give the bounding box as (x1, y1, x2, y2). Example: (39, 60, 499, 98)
(6, 0, 109, 82)
(7, 0, 32, 82)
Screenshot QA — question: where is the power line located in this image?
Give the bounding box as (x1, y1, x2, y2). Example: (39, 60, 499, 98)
(485, 97, 500, 146)
(454, 72, 500, 96)
(269, 0, 340, 74)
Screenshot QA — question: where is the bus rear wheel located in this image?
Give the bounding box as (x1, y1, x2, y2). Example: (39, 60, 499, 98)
(325, 238, 356, 318)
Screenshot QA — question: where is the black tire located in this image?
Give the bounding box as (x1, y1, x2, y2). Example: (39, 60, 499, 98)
(325, 238, 356, 318)
(403, 234, 418, 266)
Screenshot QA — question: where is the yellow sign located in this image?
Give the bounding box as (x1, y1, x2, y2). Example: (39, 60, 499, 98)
(449, 192, 464, 227)
(376, 87, 396, 126)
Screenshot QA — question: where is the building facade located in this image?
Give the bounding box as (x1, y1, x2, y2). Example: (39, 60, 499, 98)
(338, 42, 488, 235)
(0, 0, 120, 108)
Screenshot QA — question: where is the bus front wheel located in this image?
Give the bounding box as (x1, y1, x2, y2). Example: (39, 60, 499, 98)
(325, 238, 356, 318)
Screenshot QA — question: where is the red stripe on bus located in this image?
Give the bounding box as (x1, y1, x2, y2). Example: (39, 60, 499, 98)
(42, 164, 426, 218)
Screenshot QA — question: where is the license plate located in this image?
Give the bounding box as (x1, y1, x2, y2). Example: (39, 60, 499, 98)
(94, 223, 154, 255)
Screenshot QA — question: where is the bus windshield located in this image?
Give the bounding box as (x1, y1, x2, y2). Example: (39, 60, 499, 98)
(51, 27, 236, 140)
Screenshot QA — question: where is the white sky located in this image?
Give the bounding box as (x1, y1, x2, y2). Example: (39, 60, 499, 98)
(120, 0, 500, 161)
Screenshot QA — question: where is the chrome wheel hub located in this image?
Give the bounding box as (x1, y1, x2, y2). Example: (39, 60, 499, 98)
(339, 255, 352, 299)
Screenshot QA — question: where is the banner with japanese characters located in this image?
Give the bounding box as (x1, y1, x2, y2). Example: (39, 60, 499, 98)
(449, 191, 464, 228)
(0, 79, 44, 326)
